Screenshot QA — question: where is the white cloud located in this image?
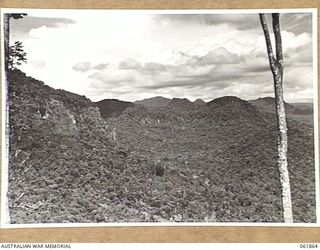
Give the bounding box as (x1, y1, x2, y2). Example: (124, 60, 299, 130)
(12, 11, 314, 103)
(119, 58, 142, 70)
(89, 69, 140, 85)
(73, 62, 92, 72)
(93, 63, 109, 70)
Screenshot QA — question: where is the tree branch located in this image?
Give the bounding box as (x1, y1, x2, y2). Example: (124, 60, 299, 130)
(272, 13, 284, 81)
(259, 14, 277, 72)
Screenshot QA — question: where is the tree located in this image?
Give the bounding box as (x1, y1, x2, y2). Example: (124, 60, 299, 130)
(8, 41, 27, 69)
(3, 13, 27, 225)
(4, 13, 27, 71)
(259, 13, 293, 223)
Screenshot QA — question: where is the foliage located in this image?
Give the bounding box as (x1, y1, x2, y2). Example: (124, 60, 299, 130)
(7, 69, 316, 224)
(9, 13, 27, 19)
(4, 13, 27, 70)
(8, 41, 27, 70)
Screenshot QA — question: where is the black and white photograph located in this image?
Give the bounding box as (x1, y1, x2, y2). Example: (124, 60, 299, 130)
(1, 9, 318, 226)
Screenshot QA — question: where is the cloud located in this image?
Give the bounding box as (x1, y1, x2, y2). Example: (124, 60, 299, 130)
(140, 78, 208, 90)
(140, 62, 167, 74)
(283, 33, 313, 67)
(87, 29, 313, 102)
(13, 11, 313, 103)
(155, 13, 312, 36)
(284, 65, 313, 90)
(281, 13, 312, 35)
(154, 14, 259, 30)
(285, 43, 312, 66)
(93, 63, 109, 70)
(89, 69, 140, 85)
(245, 64, 270, 73)
(72, 62, 109, 72)
(118, 59, 169, 75)
(190, 47, 244, 66)
(10, 16, 75, 35)
(119, 58, 142, 70)
(72, 62, 92, 72)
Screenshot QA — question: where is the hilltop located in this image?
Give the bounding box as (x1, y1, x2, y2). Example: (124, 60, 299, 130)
(94, 99, 134, 119)
(135, 96, 171, 108)
(194, 99, 206, 106)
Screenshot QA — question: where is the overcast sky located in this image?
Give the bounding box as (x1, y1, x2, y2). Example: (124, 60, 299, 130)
(8, 10, 314, 103)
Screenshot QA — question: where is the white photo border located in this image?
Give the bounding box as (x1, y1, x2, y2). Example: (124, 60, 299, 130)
(1, 7, 318, 228)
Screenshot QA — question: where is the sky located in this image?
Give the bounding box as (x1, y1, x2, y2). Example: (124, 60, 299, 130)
(7, 10, 315, 103)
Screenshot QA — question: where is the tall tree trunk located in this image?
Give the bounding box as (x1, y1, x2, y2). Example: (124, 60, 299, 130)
(4, 13, 10, 71)
(3, 13, 11, 224)
(259, 13, 293, 223)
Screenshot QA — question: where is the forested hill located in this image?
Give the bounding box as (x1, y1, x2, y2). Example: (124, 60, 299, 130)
(8, 69, 152, 223)
(7, 69, 316, 224)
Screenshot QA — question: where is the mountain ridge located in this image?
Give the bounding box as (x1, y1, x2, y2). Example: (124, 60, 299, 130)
(7, 69, 316, 224)
(135, 96, 171, 107)
(248, 96, 312, 115)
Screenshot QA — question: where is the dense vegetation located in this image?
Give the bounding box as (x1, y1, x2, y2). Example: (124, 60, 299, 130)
(7, 69, 316, 223)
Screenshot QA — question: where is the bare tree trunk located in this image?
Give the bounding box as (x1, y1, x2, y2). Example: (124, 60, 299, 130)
(259, 13, 293, 223)
(4, 13, 10, 71)
(3, 13, 11, 224)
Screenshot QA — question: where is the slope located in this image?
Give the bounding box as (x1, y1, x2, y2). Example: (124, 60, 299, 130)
(7, 70, 316, 223)
(107, 95, 316, 222)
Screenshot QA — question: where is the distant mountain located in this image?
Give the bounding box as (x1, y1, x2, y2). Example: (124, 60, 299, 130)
(193, 99, 206, 105)
(167, 98, 195, 110)
(291, 103, 313, 114)
(110, 93, 315, 223)
(94, 99, 134, 119)
(121, 96, 265, 126)
(249, 97, 312, 115)
(207, 96, 249, 107)
(206, 96, 264, 124)
(135, 96, 171, 107)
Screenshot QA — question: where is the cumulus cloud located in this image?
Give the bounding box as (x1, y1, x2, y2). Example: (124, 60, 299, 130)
(93, 63, 109, 70)
(72, 62, 92, 72)
(88, 28, 313, 102)
(72, 62, 109, 73)
(119, 58, 142, 70)
(12, 11, 314, 103)
(190, 47, 244, 66)
(89, 68, 141, 85)
(140, 62, 167, 75)
(284, 35, 313, 66)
